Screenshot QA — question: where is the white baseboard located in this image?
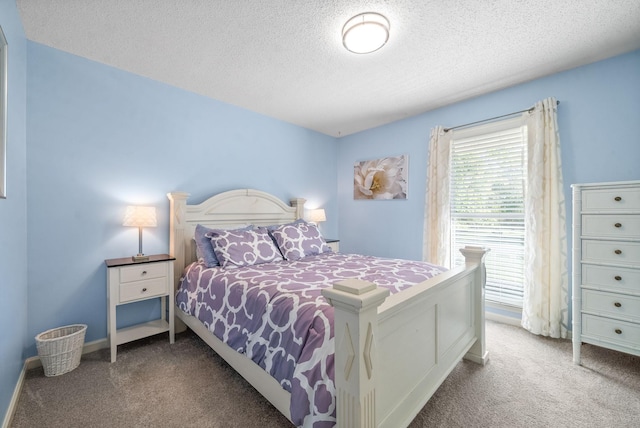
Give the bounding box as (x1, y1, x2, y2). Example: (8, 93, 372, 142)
(486, 311, 522, 327)
(2, 362, 26, 428)
(3, 337, 109, 426)
(485, 312, 573, 340)
(25, 338, 108, 370)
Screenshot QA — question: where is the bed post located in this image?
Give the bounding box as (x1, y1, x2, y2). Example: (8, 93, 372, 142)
(167, 192, 190, 333)
(322, 279, 390, 428)
(167, 192, 190, 290)
(460, 246, 490, 365)
(289, 197, 306, 219)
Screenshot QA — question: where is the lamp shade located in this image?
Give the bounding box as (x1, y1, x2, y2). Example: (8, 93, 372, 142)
(342, 12, 390, 54)
(307, 208, 327, 223)
(123, 206, 157, 228)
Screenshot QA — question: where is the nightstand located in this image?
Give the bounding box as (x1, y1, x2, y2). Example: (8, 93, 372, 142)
(105, 254, 175, 362)
(326, 239, 340, 252)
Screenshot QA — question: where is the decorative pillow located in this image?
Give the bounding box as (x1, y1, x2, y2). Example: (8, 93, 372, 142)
(266, 218, 306, 232)
(209, 226, 282, 268)
(194, 224, 252, 268)
(270, 221, 331, 261)
(265, 218, 306, 257)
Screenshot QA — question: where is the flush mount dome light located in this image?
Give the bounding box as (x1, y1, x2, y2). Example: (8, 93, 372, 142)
(342, 12, 390, 54)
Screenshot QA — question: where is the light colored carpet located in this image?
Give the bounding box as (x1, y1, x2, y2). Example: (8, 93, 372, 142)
(10, 321, 640, 427)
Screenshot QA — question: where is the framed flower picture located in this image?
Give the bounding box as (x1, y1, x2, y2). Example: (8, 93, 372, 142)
(354, 155, 408, 200)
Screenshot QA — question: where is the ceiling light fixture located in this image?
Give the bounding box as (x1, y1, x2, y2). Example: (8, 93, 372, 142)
(342, 12, 390, 54)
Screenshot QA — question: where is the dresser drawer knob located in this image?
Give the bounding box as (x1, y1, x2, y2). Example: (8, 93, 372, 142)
(614, 223, 622, 228)
(614, 196, 622, 202)
(141, 270, 147, 276)
(614, 302, 622, 308)
(142, 287, 148, 292)
(615, 328, 622, 335)
(614, 249, 622, 255)
(614, 275, 622, 281)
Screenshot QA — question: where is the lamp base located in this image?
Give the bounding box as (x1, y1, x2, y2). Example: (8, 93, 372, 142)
(132, 254, 150, 262)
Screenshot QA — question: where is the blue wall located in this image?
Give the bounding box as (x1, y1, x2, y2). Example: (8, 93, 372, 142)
(25, 42, 338, 356)
(4, 11, 639, 422)
(21, 44, 640, 360)
(337, 50, 640, 259)
(337, 49, 640, 321)
(0, 0, 27, 422)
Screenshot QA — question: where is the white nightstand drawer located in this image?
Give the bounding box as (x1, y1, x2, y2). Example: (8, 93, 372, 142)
(582, 314, 640, 349)
(582, 264, 640, 294)
(582, 214, 640, 239)
(582, 289, 640, 323)
(582, 187, 640, 212)
(582, 240, 640, 266)
(119, 277, 168, 303)
(120, 263, 167, 283)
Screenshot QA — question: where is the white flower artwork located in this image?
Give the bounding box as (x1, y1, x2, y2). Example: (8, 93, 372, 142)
(354, 155, 408, 200)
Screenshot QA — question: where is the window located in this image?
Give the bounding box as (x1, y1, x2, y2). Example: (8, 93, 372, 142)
(449, 118, 527, 308)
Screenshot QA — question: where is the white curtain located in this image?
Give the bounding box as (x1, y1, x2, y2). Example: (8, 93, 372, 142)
(521, 97, 569, 338)
(423, 126, 452, 268)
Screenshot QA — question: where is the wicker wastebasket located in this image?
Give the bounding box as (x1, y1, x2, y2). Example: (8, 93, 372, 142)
(35, 324, 87, 377)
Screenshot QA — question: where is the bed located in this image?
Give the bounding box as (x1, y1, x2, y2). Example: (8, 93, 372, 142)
(167, 189, 489, 428)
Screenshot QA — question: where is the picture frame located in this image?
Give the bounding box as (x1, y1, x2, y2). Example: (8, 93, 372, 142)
(354, 155, 408, 200)
(0, 25, 7, 199)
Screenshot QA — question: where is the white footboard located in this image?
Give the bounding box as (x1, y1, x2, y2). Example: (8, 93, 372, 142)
(322, 246, 488, 428)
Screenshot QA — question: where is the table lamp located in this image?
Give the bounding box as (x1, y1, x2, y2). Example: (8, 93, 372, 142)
(123, 205, 157, 262)
(307, 208, 327, 224)
(306, 208, 327, 235)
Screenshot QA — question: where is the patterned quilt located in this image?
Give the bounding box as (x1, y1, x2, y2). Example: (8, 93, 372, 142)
(176, 252, 445, 427)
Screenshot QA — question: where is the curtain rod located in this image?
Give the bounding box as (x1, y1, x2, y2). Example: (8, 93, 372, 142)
(443, 100, 560, 133)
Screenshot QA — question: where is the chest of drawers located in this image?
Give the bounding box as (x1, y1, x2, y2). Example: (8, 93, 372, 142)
(572, 180, 640, 364)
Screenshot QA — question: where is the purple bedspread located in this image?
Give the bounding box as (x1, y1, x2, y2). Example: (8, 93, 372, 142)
(176, 252, 445, 427)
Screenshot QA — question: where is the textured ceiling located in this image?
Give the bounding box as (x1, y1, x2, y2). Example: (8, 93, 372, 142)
(17, 0, 640, 137)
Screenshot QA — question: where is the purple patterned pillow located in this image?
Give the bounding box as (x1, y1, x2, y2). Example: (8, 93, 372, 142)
(209, 227, 282, 268)
(266, 218, 305, 232)
(270, 221, 331, 261)
(195, 224, 252, 268)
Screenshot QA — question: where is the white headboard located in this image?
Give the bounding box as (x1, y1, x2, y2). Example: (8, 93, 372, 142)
(167, 189, 306, 288)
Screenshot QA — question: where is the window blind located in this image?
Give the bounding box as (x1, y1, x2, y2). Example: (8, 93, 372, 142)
(450, 118, 527, 307)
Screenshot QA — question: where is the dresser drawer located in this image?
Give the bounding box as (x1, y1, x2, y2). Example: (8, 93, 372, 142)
(582, 264, 640, 295)
(119, 277, 168, 303)
(582, 187, 640, 212)
(120, 263, 168, 283)
(582, 240, 640, 266)
(582, 314, 640, 349)
(582, 290, 640, 323)
(582, 214, 640, 239)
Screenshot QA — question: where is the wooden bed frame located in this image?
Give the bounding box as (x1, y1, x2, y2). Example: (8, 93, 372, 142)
(167, 189, 489, 428)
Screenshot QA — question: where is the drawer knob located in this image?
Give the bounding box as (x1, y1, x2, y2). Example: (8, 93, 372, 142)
(614, 275, 622, 281)
(614, 196, 622, 202)
(141, 270, 148, 275)
(615, 328, 622, 335)
(614, 302, 622, 308)
(142, 287, 148, 292)
(614, 223, 622, 228)
(614, 249, 622, 255)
